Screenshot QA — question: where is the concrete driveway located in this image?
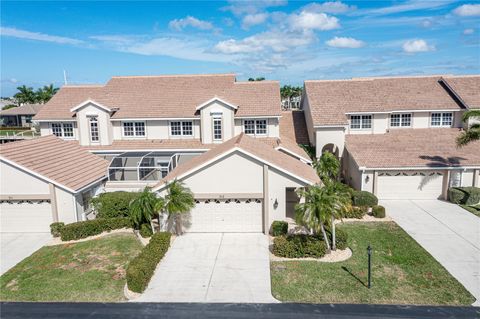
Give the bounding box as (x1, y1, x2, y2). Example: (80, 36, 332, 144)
(1, 232, 52, 275)
(136, 233, 277, 303)
(381, 200, 480, 306)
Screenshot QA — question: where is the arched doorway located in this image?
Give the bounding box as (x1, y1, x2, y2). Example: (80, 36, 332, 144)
(321, 143, 339, 158)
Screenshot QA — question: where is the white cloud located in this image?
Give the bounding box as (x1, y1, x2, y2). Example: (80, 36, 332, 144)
(464, 28, 475, 35)
(90, 35, 141, 45)
(168, 16, 214, 31)
(302, 1, 356, 14)
(0, 26, 84, 45)
(242, 13, 269, 29)
(288, 11, 340, 31)
(222, 0, 286, 16)
(223, 17, 235, 27)
(326, 36, 365, 48)
(402, 39, 435, 53)
(361, 0, 454, 16)
(453, 4, 480, 17)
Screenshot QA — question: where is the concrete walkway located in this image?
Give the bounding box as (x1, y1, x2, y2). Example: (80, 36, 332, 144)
(1, 232, 52, 275)
(381, 200, 480, 306)
(136, 233, 277, 303)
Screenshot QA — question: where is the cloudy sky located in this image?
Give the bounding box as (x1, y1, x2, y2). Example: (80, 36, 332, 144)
(1, 1, 479, 96)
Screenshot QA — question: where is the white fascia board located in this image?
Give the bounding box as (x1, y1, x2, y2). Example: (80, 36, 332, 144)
(89, 148, 210, 154)
(74, 177, 108, 194)
(275, 146, 312, 164)
(314, 125, 347, 129)
(235, 116, 282, 119)
(195, 97, 238, 111)
(34, 119, 77, 122)
(110, 117, 198, 121)
(345, 109, 461, 115)
(70, 99, 112, 113)
(359, 166, 480, 171)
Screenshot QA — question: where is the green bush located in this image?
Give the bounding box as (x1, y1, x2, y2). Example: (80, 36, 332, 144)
(270, 220, 288, 236)
(343, 206, 366, 219)
(126, 232, 171, 293)
(325, 227, 348, 250)
(352, 191, 378, 207)
(449, 187, 480, 205)
(372, 205, 386, 218)
(91, 191, 141, 219)
(273, 235, 327, 258)
(50, 222, 65, 237)
(140, 223, 153, 238)
(59, 217, 133, 241)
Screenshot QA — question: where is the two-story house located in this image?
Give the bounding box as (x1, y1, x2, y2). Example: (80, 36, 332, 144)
(302, 75, 480, 200)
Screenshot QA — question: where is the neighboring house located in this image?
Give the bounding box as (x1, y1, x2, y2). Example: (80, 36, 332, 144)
(0, 135, 109, 232)
(0, 104, 43, 127)
(302, 75, 480, 200)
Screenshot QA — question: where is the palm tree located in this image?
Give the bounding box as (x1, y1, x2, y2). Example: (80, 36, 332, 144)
(457, 110, 480, 146)
(164, 180, 195, 235)
(325, 181, 351, 251)
(36, 84, 59, 104)
(14, 85, 36, 105)
(129, 187, 163, 233)
(314, 151, 340, 182)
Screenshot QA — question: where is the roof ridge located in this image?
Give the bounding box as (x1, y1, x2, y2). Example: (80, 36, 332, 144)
(234, 80, 279, 85)
(111, 73, 236, 79)
(305, 74, 454, 83)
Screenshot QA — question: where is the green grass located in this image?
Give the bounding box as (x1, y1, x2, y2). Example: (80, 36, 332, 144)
(460, 204, 480, 217)
(271, 222, 475, 305)
(0, 129, 34, 136)
(0, 233, 143, 302)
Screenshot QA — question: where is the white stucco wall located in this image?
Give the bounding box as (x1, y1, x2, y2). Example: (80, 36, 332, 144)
(233, 118, 280, 138)
(200, 101, 235, 144)
(361, 170, 374, 193)
(0, 161, 50, 194)
(76, 103, 112, 146)
(301, 93, 316, 145)
(343, 150, 362, 190)
(39, 121, 78, 139)
(54, 186, 78, 224)
(315, 127, 346, 158)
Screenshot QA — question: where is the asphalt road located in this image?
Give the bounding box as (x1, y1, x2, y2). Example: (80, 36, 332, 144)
(1, 302, 479, 319)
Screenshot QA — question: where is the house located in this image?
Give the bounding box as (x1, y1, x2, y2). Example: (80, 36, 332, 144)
(13, 73, 318, 234)
(0, 104, 43, 127)
(0, 135, 109, 232)
(302, 75, 480, 200)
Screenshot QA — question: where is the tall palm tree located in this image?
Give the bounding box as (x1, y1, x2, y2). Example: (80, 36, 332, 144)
(325, 181, 351, 250)
(14, 85, 36, 105)
(36, 84, 59, 104)
(164, 180, 195, 235)
(129, 187, 163, 233)
(457, 110, 480, 146)
(314, 151, 340, 182)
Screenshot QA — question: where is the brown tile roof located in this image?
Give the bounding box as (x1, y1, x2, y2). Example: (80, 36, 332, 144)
(0, 135, 109, 192)
(34, 74, 281, 120)
(345, 128, 480, 169)
(155, 133, 320, 188)
(442, 75, 480, 109)
(279, 110, 310, 145)
(0, 104, 43, 116)
(304, 75, 464, 126)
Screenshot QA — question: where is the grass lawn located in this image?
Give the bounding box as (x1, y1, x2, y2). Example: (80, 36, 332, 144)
(0, 233, 142, 302)
(271, 222, 475, 305)
(0, 129, 34, 136)
(460, 204, 480, 217)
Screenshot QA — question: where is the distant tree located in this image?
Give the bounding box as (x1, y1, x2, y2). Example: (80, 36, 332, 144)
(248, 77, 265, 81)
(36, 84, 59, 104)
(14, 85, 36, 105)
(457, 110, 480, 147)
(2, 104, 17, 110)
(280, 85, 303, 99)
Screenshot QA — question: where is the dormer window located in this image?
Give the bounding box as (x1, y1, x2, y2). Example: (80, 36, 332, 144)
(350, 115, 372, 130)
(89, 117, 99, 142)
(213, 117, 222, 141)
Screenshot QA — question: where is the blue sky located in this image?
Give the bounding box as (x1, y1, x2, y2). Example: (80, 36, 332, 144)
(1, 1, 479, 96)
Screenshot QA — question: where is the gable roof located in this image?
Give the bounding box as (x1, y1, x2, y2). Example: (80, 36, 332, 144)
(304, 75, 464, 126)
(34, 74, 281, 120)
(153, 133, 319, 190)
(0, 104, 43, 116)
(441, 75, 480, 109)
(0, 135, 109, 192)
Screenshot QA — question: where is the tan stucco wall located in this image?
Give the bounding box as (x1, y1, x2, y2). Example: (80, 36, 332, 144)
(343, 149, 362, 190)
(301, 93, 316, 145)
(200, 101, 235, 144)
(76, 103, 112, 146)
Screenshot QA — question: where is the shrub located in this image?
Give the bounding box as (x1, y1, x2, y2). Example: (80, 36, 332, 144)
(270, 220, 288, 236)
(343, 206, 366, 219)
(273, 235, 327, 258)
(449, 187, 480, 205)
(372, 205, 386, 218)
(59, 217, 133, 241)
(325, 227, 348, 250)
(91, 191, 141, 219)
(140, 223, 153, 238)
(126, 232, 171, 293)
(352, 191, 378, 207)
(50, 222, 65, 237)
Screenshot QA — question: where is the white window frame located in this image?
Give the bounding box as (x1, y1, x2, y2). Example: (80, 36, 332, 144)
(350, 115, 372, 130)
(243, 119, 268, 136)
(122, 121, 146, 138)
(51, 122, 75, 139)
(89, 116, 99, 143)
(390, 113, 412, 128)
(212, 117, 222, 141)
(431, 112, 453, 127)
(169, 121, 193, 137)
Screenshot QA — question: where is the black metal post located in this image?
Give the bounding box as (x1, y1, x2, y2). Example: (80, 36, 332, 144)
(367, 245, 372, 289)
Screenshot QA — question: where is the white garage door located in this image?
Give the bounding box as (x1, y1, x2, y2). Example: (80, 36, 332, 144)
(377, 171, 444, 200)
(0, 200, 52, 232)
(186, 198, 263, 233)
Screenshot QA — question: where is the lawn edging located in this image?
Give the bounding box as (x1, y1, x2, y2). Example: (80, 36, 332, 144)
(46, 228, 134, 246)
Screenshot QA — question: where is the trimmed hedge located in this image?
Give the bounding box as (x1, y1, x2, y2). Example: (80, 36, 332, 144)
(449, 187, 480, 205)
(91, 191, 141, 219)
(352, 191, 378, 207)
(372, 205, 386, 218)
(343, 206, 367, 219)
(140, 223, 153, 238)
(59, 217, 133, 241)
(326, 227, 348, 250)
(273, 235, 327, 258)
(126, 232, 171, 293)
(50, 222, 65, 237)
(271, 220, 288, 236)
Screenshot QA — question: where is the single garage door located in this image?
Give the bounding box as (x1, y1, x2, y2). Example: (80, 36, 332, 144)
(377, 171, 444, 200)
(0, 200, 52, 232)
(186, 198, 263, 233)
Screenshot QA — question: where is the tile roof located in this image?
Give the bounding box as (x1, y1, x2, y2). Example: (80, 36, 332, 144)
(442, 75, 480, 109)
(345, 128, 480, 169)
(304, 75, 464, 126)
(154, 133, 320, 188)
(0, 135, 109, 192)
(0, 104, 43, 116)
(34, 74, 281, 120)
(279, 110, 310, 145)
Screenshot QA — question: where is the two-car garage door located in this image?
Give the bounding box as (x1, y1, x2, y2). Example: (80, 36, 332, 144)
(0, 201, 53, 232)
(187, 198, 263, 233)
(377, 171, 444, 200)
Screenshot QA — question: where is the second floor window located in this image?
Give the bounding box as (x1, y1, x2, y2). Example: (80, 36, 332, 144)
(431, 112, 453, 127)
(51, 123, 74, 138)
(89, 117, 99, 142)
(213, 118, 222, 141)
(390, 113, 412, 127)
(123, 122, 145, 137)
(350, 115, 372, 129)
(170, 121, 193, 136)
(244, 119, 267, 135)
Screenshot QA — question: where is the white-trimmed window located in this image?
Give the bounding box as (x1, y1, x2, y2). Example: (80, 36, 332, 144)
(243, 119, 267, 135)
(169, 121, 193, 136)
(350, 115, 372, 129)
(390, 113, 412, 127)
(431, 112, 453, 127)
(89, 117, 99, 142)
(51, 122, 74, 138)
(213, 117, 222, 141)
(123, 121, 145, 137)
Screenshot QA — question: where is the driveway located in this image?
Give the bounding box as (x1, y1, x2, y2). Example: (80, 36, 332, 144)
(1, 232, 52, 275)
(381, 200, 480, 306)
(136, 233, 277, 303)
